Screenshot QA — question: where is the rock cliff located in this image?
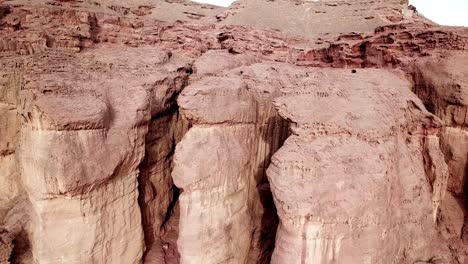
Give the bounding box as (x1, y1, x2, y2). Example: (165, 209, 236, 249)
(0, 0, 467, 263)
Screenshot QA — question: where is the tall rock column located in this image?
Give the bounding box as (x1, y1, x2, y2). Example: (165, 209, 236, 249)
(173, 77, 257, 263)
(17, 85, 148, 264)
(173, 59, 297, 263)
(267, 69, 448, 263)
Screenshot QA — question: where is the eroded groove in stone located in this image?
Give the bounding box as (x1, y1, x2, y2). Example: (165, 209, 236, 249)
(250, 114, 290, 264)
(139, 105, 189, 264)
(409, 53, 468, 256)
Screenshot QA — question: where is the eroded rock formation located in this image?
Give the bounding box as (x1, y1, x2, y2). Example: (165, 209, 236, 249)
(268, 68, 446, 263)
(0, 0, 467, 263)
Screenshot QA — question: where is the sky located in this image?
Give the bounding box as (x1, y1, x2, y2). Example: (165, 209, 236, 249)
(409, 0, 468, 26)
(192, 0, 468, 27)
(192, 0, 234, 7)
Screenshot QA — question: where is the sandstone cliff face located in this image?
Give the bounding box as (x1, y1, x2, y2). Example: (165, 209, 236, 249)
(14, 47, 192, 264)
(0, 0, 467, 263)
(410, 52, 468, 260)
(0, 67, 20, 223)
(268, 68, 445, 263)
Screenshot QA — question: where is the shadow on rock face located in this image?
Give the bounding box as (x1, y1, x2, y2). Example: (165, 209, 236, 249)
(252, 115, 290, 263)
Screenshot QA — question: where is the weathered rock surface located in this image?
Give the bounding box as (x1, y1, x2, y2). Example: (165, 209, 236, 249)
(14, 48, 182, 264)
(0, 0, 468, 263)
(268, 68, 446, 263)
(174, 62, 290, 263)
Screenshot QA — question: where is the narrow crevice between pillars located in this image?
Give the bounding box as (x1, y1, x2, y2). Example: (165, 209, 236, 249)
(138, 104, 189, 264)
(138, 64, 192, 263)
(250, 114, 291, 264)
(409, 62, 468, 248)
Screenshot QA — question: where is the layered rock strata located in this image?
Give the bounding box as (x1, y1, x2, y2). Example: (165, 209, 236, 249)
(0, 0, 468, 263)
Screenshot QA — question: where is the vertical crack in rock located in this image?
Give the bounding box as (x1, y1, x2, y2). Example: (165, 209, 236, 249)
(410, 53, 468, 259)
(423, 134, 449, 222)
(138, 104, 189, 264)
(5, 226, 32, 264)
(250, 102, 290, 264)
(137, 61, 193, 264)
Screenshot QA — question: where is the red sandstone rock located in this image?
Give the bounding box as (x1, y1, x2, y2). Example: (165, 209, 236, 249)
(0, 0, 467, 263)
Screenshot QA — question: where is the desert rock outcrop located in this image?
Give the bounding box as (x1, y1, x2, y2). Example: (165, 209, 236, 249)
(268, 68, 446, 263)
(0, 0, 467, 263)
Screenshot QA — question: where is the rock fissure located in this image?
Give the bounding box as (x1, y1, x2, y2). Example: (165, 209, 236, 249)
(138, 103, 188, 263)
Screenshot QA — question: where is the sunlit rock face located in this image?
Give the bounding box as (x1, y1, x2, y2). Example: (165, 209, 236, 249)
(173, 64, 289, 263)
(17, 85, 148, 264)
(0, 0, 468, 263)
(267, 68, 446, 264)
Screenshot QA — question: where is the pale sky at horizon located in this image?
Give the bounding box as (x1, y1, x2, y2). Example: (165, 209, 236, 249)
(192, 0, 468, 27)
(409, 0, 468, 26)
(191, 0, 233, 7)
